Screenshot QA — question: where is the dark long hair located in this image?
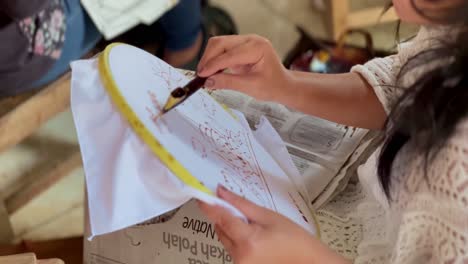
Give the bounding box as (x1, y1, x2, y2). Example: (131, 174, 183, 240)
(378, 1, 468, 199)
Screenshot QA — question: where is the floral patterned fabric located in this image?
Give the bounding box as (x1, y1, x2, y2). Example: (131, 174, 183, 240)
(18, 0, 66, 59)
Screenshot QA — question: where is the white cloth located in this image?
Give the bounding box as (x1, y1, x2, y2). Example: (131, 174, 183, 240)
(317, 26, 468, 263)
(71, 58, 243, 238)
(70, 57, 316, 238)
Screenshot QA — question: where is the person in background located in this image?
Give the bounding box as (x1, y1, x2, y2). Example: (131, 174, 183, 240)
(196, 0, 468, 263)
(156, 0, 236, 69)
(0, 0, 101, 96)
(0, 0, 235, 97)
(158, 0, 204, 69)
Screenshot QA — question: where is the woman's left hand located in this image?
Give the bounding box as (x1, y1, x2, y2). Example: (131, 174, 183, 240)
(198, 185, 350, 264)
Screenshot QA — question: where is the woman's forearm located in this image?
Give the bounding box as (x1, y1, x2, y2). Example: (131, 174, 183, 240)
(278, 70, 387, 130)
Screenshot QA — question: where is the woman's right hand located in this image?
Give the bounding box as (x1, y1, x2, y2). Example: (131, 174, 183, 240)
(197, 34, 292, 102)
(197, 36, 387, 130)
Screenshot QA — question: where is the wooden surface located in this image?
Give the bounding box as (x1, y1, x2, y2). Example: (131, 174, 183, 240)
(348, 7, 398, 28)
(328, 2, 399, 40)
(0, 72, 76, 243)
(0, 253, 63, 264)
(1, 136, 81, 202)
(37, 259, 64, 264)
(0, 91, 37, 117)
(0, 253, 36, 264)
(328, 0, 349, 41)
(5, 149, 82, 215)
(0, 73, 71, 153)
(0, 237, 82, 264)
(0, 202, 14, 243)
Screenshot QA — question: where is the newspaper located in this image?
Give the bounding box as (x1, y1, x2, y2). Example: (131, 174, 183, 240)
(80, 0, 179, 40)
(311, 132, 378, 209)
(210, 90, 369, 207)
(83, 80, 374, 264)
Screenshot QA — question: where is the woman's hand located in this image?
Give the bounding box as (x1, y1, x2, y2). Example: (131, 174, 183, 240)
(198, 185, 350, 264)
(197, 34, 292, 102)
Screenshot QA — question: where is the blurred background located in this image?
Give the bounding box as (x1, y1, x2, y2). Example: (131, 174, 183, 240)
(0, 0, 418, 258)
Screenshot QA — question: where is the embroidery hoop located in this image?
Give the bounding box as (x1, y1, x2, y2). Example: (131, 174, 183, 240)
(98, 43, 212, 195)
(97, 43, 321, 237)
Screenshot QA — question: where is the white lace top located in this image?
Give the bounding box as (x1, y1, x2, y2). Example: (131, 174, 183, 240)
(316, 26, 468, 263)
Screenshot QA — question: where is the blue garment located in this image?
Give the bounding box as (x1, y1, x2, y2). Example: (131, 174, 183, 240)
(158, 0, 202, 51)
(32, 0, 101, 88)
(34, 0, 201, 87)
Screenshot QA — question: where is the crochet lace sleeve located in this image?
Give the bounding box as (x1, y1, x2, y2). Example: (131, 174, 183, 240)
(388, 123, 468, 263)
(351, 55, 403, 115)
